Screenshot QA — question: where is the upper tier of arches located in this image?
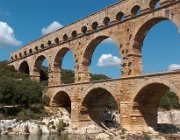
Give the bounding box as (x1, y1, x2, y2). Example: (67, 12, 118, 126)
(10, 0, 176, 61)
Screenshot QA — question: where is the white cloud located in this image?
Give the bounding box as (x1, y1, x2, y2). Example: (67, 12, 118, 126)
(102, 38, 115, 44)
(0, 21, 22, 47)
(97, 54, 121, 67)
(41, 21, 63, 35)
(168, 64, 180, 71)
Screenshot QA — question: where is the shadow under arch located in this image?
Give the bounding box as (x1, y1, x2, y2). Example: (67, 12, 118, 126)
(51, 91, 71, 114)
(54, 47, 76, 84)
(81, 35, 121, 82)
(18, 61, 30, 74)
(132, 82, 180, 130)
(80, 87, 119, 128)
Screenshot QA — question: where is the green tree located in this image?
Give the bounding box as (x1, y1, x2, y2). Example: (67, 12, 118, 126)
(160, 90, 180, 110)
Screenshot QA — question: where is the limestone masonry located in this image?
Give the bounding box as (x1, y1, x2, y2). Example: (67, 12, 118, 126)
(8, 0, 180, 131)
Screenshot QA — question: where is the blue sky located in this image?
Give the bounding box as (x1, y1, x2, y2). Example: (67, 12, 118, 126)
(0, 0, 180, 78)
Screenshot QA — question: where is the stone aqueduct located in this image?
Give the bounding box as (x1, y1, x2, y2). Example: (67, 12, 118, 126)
(8, 0, 180, 131)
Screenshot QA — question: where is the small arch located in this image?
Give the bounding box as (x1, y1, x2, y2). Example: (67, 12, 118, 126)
(35, 46, 39, 52)
(40, 44, 45, 49)
(116, 12, 125, 21)
(81, 26, 87, 34)
(29, 49, 33, 54)
(19, 61, 30, 74)
(149, 0, 160, 9)
(63, 34, 68, 41)
(51, 91, 71, 113)
(11, 56, 13, 61)
(24, 51, 27, 56)
(131, 5, 141, 16)
(47, 40, 52, 47)
(71, 30, 77, 38)
(54, 37, 59, 45)
(15, 55, 18, 59)
(91, 21, 98, 30)
(103, 17, 110, 26)
(19, 53, 22, 58)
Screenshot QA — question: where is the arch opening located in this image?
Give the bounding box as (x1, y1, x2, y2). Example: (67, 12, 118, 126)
(81, 26, 87, 34)
(34, 55, 49, 84)
(80, 88, 119, 128)
(133, 83, 180, 132)
(19, 61, 30, 75)
(82, 36, 121, 82)
(103, 17, 110, 26)
(149, 0, 160, 9)
(92, 22, 99, 31)
(131, 5, 141, 16)
(116, 12, 125, 21)
(134, 18, 180, 74)
(71, 30, 77, 38)
(54, 48, 75, 84)
(52, 91, 71, 114)
(55, 37, 59, 45)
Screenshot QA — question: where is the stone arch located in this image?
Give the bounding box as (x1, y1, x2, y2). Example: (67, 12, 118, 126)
(54, 47, 76, 70)
(81, 26, 87, 34)
(80, 86, 119, 127)
(130, 16, 180, 75)
(53, 46, 76, 84)
(50, 90, 71, 107)
(81, 85, 119, 105)
(131, 79, 180, 129)
(71, 30, 77, 38)
(132, 17, 180, 50)
(103, 17, 110, 26)
(132, 78, 180, 103)
(51, 90, 71, 113)
(34, 55, 48, 70)
(116, 12, 125, 21)
(80, 35, 121, 82)
(131, 5, 141, 16)
(54, 37, 59, 45)
(63, 34, 68, 41)
(91, 21, 98, 30)
(18, 61, 30, 74)
(47, 40, 52, 47)
(149, 0, 160, 9)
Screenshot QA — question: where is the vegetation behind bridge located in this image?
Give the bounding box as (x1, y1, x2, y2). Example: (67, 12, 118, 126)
(0, 61, 179, 120)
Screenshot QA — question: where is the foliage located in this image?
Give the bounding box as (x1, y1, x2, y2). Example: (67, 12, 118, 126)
(90, 73, 110, 81)
(159, 90, 180, 110)
(106, 97, 118, 110)
(142, 132, 151, 140)
(61, 69, 75, 84)
(61, 69, 110, 84)
(57, 120, 69, 133)
(0, 61, 47, 119)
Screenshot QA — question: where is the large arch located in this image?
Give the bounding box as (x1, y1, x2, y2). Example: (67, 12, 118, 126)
(131, 81, 180, 129)
(80, 35, 122, 82)
(18, 61, 30, 74)
(130, 16, 180, 75)
(53, 47, 76, 84)
(51, 91, 71, 113)
(33, 55, 49, 82)
(80, 87, 119, 127)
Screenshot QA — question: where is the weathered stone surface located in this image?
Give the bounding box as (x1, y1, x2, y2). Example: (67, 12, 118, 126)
(7, 0, 180, 132)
